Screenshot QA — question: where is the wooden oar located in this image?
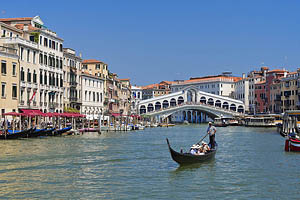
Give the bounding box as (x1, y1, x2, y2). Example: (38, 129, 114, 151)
(196, 132, 210, 145)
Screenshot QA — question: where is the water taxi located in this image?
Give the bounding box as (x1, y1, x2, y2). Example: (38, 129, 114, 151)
(244, 116, 276, 127)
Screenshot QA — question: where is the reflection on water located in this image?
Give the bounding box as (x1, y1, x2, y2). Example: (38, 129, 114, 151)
(0, 125, 299, 199)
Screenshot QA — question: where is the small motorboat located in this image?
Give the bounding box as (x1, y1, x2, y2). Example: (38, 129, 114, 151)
(166, 138, 217, 165)
(285, 136, 300, 152)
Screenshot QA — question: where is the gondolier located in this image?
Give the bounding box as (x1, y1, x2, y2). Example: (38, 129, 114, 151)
(207, 122, 216, 149)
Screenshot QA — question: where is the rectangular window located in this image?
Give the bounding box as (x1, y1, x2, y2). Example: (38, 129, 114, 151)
(12, 63, 16, 76)
(1, 61, 6, 75)
(27, 49, 30, 62)
(12, 85, 17, 98)
(1, 83, 6, 98)
(96, 64, 100, 69)
(33, 51, 36, 64)
(20, 47, 24, 60)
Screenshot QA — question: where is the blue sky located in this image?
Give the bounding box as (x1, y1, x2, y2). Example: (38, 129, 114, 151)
(1, 1, 300, 85)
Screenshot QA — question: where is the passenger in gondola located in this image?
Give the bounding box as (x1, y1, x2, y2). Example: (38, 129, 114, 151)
(202, 141, 210, 153)
(190, 148, 197, 155)
(207, 122, 216, 149)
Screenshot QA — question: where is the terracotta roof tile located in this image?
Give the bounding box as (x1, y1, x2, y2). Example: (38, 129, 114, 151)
(82, 59, 103, 64)
(0, 17, 33, 22)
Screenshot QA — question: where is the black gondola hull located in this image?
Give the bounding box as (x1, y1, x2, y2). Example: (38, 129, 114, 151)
(166, 138, 217, 165)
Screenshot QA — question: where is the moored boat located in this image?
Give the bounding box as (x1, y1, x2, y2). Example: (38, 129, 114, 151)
(213, 118, 227, 127)
(166, 138, 217, 165)
(244, 116, 276, 127)
(285, 137, 300, 152)
(0, 128, 35, 139)
(53, 126, 72, 136)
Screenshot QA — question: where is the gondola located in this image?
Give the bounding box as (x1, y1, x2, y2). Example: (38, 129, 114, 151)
(0, 128, 35, 139)
(53, 126, 72, 136)
(166, 138, 217, 165)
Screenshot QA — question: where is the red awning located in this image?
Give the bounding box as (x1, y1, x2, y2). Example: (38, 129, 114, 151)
(20, 109, 44, 116)
(111, 113, 120, 117)
(3, 112, 26, 116)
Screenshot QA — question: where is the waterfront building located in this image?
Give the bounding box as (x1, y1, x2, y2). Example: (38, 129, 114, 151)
(0, 45, 19, 115)
(170, 73, 241, 98)
(269, 78, 282, 113)
(119, 79, 131, 116)
(0, 16, 64, 113)
(234, 73, 249, 112)
(281, 71, 298, 112)
(131, 85, 143, 114)
(247, 68, 266, 114)
(81, 71, 104, 120)
(82, 59, 109, 114)
(63, 48, 82, 112)
(254, 68, 287, 113)
(142, 81, 173, 100)
(106, 73, 121, 115)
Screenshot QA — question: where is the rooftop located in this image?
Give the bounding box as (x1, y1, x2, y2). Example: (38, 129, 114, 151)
(82, 59, 103, 64)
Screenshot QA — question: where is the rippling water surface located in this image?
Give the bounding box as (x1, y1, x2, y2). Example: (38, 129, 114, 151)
(0, 125, 299, 199)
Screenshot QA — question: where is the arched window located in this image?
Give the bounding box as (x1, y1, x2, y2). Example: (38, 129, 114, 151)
(21, 67, 24, 81)
(178, 96, 184, 105)
(40, 70, 43, 84)
(200, 96, 206, 104)
(147, 103, 154, 112)
(39, 53, 43, 64)
(170, 98, 177, 107)
(163, 100, 169, 108)
(33, 70, 37, 83)
(44, 72, 47, 85)
(207, 98, 214, 105)
(27, 69, 31, 82)
(44, 55, 47, 65)
(155, 102, 161, 111)
(140, 105, 146, 114)
(215, 100, 221, 107)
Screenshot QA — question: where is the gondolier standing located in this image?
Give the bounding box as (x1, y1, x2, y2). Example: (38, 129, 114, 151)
(207, 122, 216, 149)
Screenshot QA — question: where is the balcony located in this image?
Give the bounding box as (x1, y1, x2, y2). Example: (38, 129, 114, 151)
(0, 37, 38, 49)
(69, 81, 78, 87)
(0, 46, 17, 56)
(49, 102, 58, 109)
(70, 97, 78, 102)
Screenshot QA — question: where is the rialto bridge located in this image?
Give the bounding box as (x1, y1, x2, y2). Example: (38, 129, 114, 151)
(137, 86, 245, 123)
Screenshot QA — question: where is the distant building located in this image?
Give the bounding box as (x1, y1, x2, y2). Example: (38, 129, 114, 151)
(281, 71, 298, 112)
(63, 48, 82, 112)
(142, 81, 173, 100)
(81, 72, 104, 120)
(170, 74, 241, 97)
(0, 45, 19, 115)
(131, 85, 143, 114)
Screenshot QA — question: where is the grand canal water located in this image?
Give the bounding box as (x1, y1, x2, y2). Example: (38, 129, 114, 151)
(0, 124, 299, 199)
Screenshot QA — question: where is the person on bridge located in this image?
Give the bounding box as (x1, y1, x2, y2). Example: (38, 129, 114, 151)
(207, 122, 216, 149)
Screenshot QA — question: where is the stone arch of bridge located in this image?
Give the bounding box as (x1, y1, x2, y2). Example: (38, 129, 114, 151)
(159, 107, 221, 120)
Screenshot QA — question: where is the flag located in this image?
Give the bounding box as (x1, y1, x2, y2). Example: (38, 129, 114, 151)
(29, 90, 37, 102)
